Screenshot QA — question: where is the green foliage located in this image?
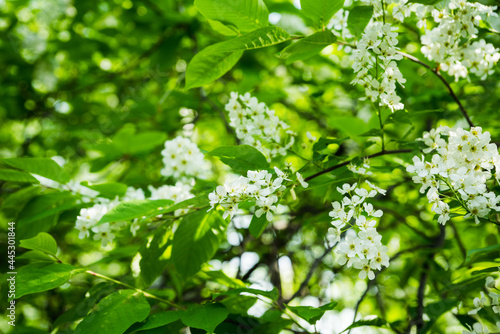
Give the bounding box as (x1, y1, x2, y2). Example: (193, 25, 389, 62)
(15, 263, 84, 299)
(2, 0, 500, 333)
(277, 31, 337, 64)
(19, 232, 58, 257)
(300, 0, 344, 27)
(249, 213, 268, 238)
(208, 145, 269, 173)
(1, 158, 69, 183)
(180, 303, 229, 333)
(171, 210, 228, 279)
(287, 301, 338, 324)
(74, 290, 151, 334)
(186, 26, 290, 89)
(97, 199, 175, 225)
(347, 6, 374, 37)
(194, 0, 269, 33)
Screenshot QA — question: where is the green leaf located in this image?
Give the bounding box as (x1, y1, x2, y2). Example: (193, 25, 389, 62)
(15, 262, 84, 299)
(462, 244, 500, 267)
(277, 31, 336, 64)
(180, 303, 229, 333)
(16, 250, 55, 262)
(208, 145, 269, 173)
(0, 169, 39, 183)
(75, 290, 151, 334)
(85, 182, 128, 199)
(185, 48, 243, 90)
(134, 311, 184, 331)
(194, 0, 269, 33)
(19, 232, 58, 257)
(17, 191, 79, 239)
(158, 193, 210, 215)
(97, 199, 174, 225)
(287, 301, 338, 324)
(347, 6, 373, 37)
(171, 210, 228, 279)
(185, 27, 290, 89)
(340, 317, 389, 333)
(53, 283, 115, 328)
(202, 27, 291, 54)
(249, 213, 268, 238)
(138, 225, 173, 287)
(214, 287, 279, 301)
(1, 157, 70, 184)
(300, 0, 344, 26)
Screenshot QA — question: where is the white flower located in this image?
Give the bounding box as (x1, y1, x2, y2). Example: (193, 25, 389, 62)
(296, 172, 308, 188)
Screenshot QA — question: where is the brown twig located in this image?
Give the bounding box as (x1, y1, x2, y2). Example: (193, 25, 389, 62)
(397, 51, 474, 128)
(304, 149, 412, 182)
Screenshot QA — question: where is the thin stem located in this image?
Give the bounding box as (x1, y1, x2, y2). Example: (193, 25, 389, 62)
(285, 242, 337, 304)
(86, 270, 186, 310)
(397, 51, 474, 128)
(304, 149, 412, 182)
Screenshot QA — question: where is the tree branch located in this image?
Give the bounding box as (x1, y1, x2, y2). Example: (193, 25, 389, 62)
(397, 51, 474, 128)
(304, 149, 412, 182)
(285, 242, 337, 304)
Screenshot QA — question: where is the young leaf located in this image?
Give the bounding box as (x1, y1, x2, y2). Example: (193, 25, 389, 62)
(208, 145, 269, 173)
(347, 6, 373, 37)
(133, 310, 184, 331)
(185, 49, 243, 90)
(202, 26, 291, 54)
(287, 301, 338, 324)
(277, 30, 336, 64)
(0, 169, 39, 183)
(19, 232, 58, 257)
(194, 0, 269, 33)
(300, 0, 344, 27)
(53, 283, 115, 328)
(180, 303, 229, 333)
(248, 213, 268, 238)
(15, 262, 84, 299)
(462, 244, 500, 267)
(97, 199, 174, 225)
(1, 157, 70, 184)
(340, 317, 389, 333)
(138, 225, 173, 288)
(74, 290, 151, 334)
(171, 210, 228, 279)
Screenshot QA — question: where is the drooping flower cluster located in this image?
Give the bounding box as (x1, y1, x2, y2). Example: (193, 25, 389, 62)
(161, 136, 210, 179)
(330, 182, 390, 280)
(351, 22, 405, 112)
(463, 275, 500, 334)
(406, 126, 500, 225)
(225, 92, 296, 159)
(419, 0, 499, 81)
(75, 182, 194, 246)
(208, 167, 307, 221)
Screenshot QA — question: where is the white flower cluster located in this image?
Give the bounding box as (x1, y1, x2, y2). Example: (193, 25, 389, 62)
(419, 0, 499, 81)
(351, 22, 406, 112)
(330, 182, 390, 280)
(75, 183, 194, 246)
(208, 167, 308, 221)
(348, 158, 373, 176)
(463, 275, 500, 334)
(225, 92, 296, 159)
(161, 136, 210, 179)
(406, 126, 500, 225)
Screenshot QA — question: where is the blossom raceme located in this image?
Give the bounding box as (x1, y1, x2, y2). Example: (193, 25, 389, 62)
(330, 182, 389, 280)
(161, 136, 210, 179)
(406, 126, 500, 225)
(208, 167, 307, 221)
(225, 92, 296, 160)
